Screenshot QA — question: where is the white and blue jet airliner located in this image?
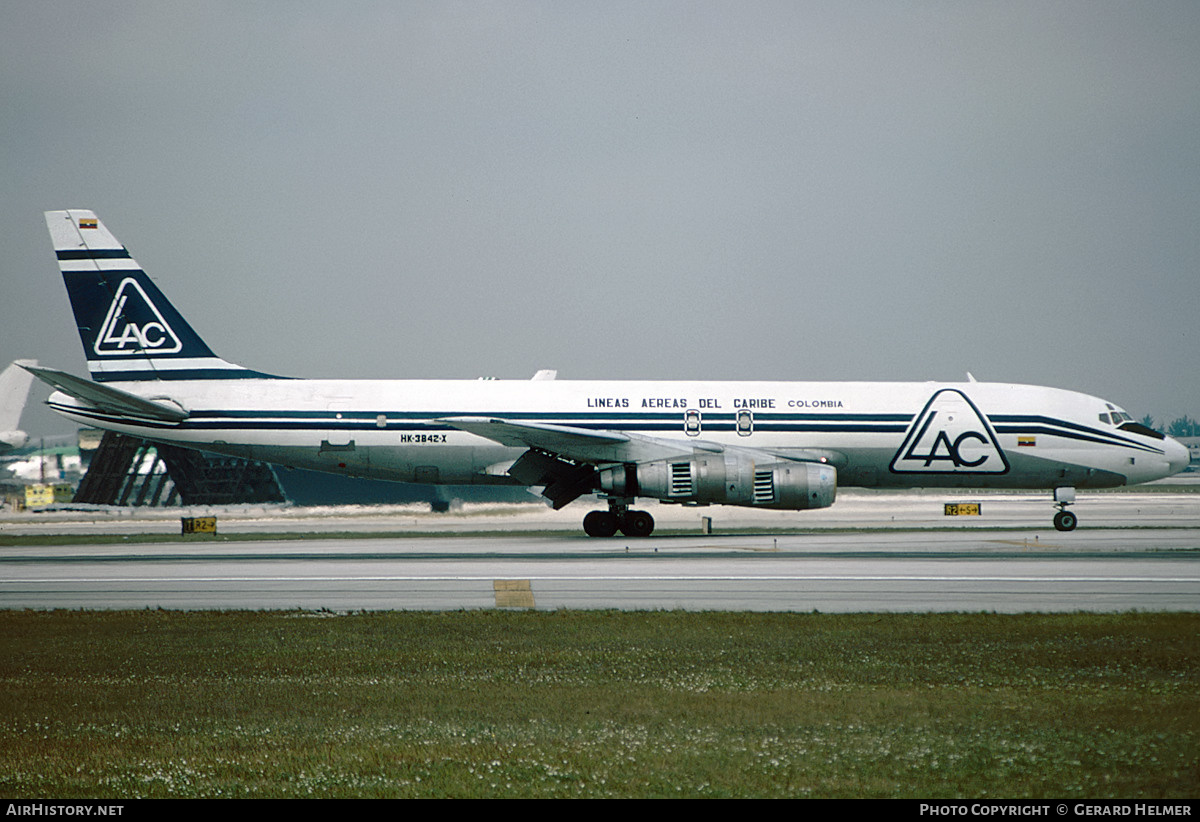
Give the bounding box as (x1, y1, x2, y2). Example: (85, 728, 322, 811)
(26, 210, 1189, 536)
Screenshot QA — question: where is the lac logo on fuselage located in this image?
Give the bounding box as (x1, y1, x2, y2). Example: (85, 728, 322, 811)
(889, 389, 1009, 475)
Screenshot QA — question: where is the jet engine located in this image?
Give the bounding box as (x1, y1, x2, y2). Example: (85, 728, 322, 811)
(598, 452, 836, 510)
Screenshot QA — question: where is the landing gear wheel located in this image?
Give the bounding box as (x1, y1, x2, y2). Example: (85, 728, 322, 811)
(583, 510, 619, 537)
(619, 510, 655, 538)
(1053, 510, 1078, 532)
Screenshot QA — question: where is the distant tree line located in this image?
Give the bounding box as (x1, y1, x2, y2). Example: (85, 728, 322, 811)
(1141, 415, 1199, 438)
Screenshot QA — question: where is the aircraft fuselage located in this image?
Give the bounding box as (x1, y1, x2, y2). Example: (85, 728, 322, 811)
(46, 376, 1182, 491)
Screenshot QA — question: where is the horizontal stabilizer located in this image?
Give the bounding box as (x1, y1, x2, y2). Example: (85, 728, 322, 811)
(23, 364, 188, 423)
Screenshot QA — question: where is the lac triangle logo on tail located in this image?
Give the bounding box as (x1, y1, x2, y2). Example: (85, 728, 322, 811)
(890, 388, 1009, 474)
(93, 277, 183, 357)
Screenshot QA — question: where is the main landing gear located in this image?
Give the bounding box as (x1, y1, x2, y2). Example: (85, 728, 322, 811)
(583, 498, 655, 537)
(1053, 487, 1078, 532)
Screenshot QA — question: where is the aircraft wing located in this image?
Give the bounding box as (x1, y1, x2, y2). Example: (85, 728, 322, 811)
(440, 415, 837, 464)
(438, 417, 638, 462)
(438, 415, 751, 464)
(23, 365, 189, 423)
(441, 416, 700, 508)
(439, 415, 835, 509)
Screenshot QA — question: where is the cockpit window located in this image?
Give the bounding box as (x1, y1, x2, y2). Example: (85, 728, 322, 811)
(1118, 421, 1165, 440)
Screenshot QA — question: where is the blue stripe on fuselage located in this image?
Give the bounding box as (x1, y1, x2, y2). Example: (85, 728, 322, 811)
(177, 409, 912, 434)
(990, 414, 1164, 455)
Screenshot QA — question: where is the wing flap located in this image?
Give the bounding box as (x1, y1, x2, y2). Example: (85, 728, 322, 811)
(507, 449, 597, 509)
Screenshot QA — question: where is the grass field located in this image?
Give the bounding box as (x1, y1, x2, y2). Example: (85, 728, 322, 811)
(0, 610, 1196, 798)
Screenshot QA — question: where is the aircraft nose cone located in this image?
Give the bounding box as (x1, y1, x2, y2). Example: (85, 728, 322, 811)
(1165, 436, 1190, 476)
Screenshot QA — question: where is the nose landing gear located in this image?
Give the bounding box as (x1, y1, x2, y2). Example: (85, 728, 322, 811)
(1053, 487, 1077, 531)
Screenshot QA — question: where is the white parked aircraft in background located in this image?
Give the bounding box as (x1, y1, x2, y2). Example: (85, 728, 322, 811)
(26, 210, 1189, 535)
(0, 359, 37, 453)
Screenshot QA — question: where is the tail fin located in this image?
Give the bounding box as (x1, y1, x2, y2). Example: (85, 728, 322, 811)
(0, 359, 36, 449)
(46, 210, 276, 382)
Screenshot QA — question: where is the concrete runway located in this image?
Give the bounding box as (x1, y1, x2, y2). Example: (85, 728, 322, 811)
(3, 524, 1199, 614)
(4, 483, 1200, 535)
(2, 488, 1198, 612)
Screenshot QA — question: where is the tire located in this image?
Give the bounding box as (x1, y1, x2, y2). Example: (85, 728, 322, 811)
(619, 510, 655, 538)
(583, 510, 619, 537)
(1053, 510, 1078, 532)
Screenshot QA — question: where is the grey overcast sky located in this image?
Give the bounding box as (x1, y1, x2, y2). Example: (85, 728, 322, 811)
(2, 1, 1198, 437)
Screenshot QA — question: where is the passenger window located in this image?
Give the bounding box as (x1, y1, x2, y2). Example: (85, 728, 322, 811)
(737, 409, 753, 436)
